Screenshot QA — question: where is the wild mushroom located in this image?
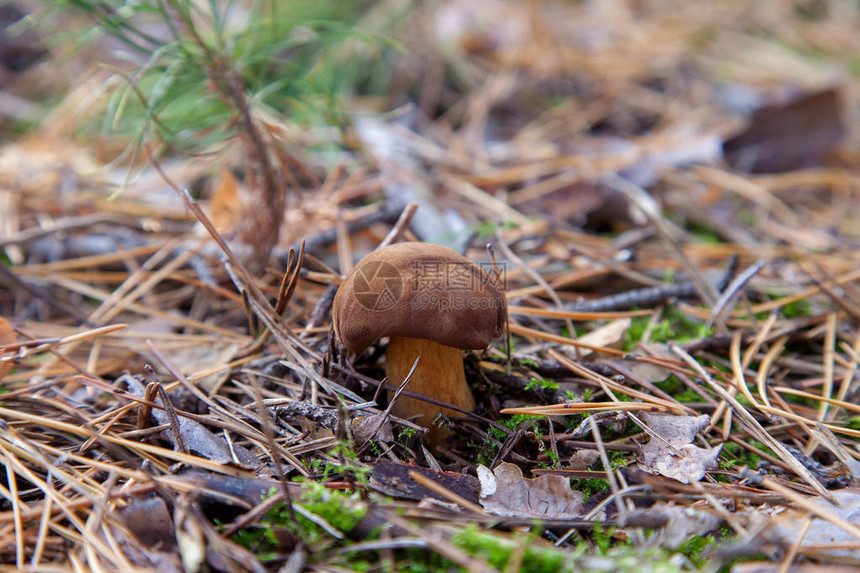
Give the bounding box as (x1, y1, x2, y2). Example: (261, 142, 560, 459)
(332, 242, 506, 443)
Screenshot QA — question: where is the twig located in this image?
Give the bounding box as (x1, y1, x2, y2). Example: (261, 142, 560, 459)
(709, 258, 767, 331)
(285, 202, 405, 256)
(566, 259, 736, 313)
(407, 470, 487, 514)
(143, 365, 188, 455)
(603, 173, 719, 306)
(377, 202, 419, 250)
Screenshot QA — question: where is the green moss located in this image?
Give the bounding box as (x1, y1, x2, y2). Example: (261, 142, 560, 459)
(473, 220, 518, 239)
(624, 304, 713, 352)
(687, 223, 723, 245)
(570, 478, 609, 503)
(500, 414, 544, 431)
(655, 375, 701, 403)
(779, 297, 813, 319)
(452, 525, 689, 573)
(526, 377, 559, 391)
(397, 548, 460, 572)
(398, 426, 418, 442)
(303, 440, 370, 483)
(721, 440, 763, 468)
(453, 525, 571, 572)
(298, 483, 367, 534)
(231, 482, 368, 557)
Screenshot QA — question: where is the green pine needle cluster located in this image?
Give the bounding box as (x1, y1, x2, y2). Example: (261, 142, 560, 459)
(51, 0, 402, 155)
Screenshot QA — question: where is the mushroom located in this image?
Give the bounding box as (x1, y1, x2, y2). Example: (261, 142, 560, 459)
(332, 242, 506, 443)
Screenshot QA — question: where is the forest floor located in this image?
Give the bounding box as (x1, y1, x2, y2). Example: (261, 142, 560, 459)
(2, 1, 860, 572)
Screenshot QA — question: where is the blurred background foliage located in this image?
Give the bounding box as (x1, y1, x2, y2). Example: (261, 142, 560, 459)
(45, 0, 407, 155)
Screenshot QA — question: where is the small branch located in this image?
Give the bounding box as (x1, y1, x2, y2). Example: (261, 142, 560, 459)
(377, 202, 419, 250)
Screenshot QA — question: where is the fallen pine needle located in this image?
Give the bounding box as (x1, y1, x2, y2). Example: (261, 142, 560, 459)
(500, 402, 673, 415)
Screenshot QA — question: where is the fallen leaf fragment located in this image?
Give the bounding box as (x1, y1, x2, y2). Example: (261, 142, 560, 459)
(120, 496, 176, 550)
(351, 412, 394, 444)
(626, 503, 722, 548)
(723, 88, 845, 173)
(207, 168, 243, 233)
(574, 317, 631, 360)
(477, 462, 584, 519)
(0, 317, 16, 380)
(123, 374, 257, 467)
(637, 413, 722, 484)
(764, 488, 860, 559)
(620, 342, 676, 384)
(109, 523, 183, 573)
(0, 317, 16, 347)
(371, 459, 480, 504)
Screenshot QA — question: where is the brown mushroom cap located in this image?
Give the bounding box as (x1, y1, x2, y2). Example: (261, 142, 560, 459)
(332, 242, 507, 354)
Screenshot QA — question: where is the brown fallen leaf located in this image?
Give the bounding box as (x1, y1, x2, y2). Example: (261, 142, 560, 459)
(109, 523, 183, 573)
(723, 88, 846, 173)
(477, 462, 584, 519)
(124, 374, 257, 467)
(371, 459, 480, 504)
(0, 317, 16, 347)
(637, 413, 722, 484)
(0, 317, 17, 380)
(764, 488, 860, 559)
(207, 169, 243, 234)
(570, 411, 627, 439)
(351, 412, 394, 444)
(568, 449, 600, 470)
(119, 496, 176, 550)
(626, 503, 722, 548)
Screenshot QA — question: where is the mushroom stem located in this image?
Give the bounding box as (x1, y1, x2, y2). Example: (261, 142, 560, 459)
(385, 336, 476, 444)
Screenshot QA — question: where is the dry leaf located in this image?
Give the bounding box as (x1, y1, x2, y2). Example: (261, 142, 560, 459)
(575, 318, 631, 360)
(0, 317, 16, 347)
(723, 89, 845, 173)
(477, 462, 584, 519)
(570, 411, 627, 439)
(765, 488, 860, 559)
(109, 524, 184, 573)
(627, 504, 722, 548)
(638, 413, 722, 484)
(568, 449, 600, 470)
(124, 375, 256, 467)
(120, 496, 176, 549)
(621, 342, 676, 383)
(351, 412, 394, 444)
(371, 459, 480, 503)
(207, 169, 243, 234)
(0, 317, 17, 380)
